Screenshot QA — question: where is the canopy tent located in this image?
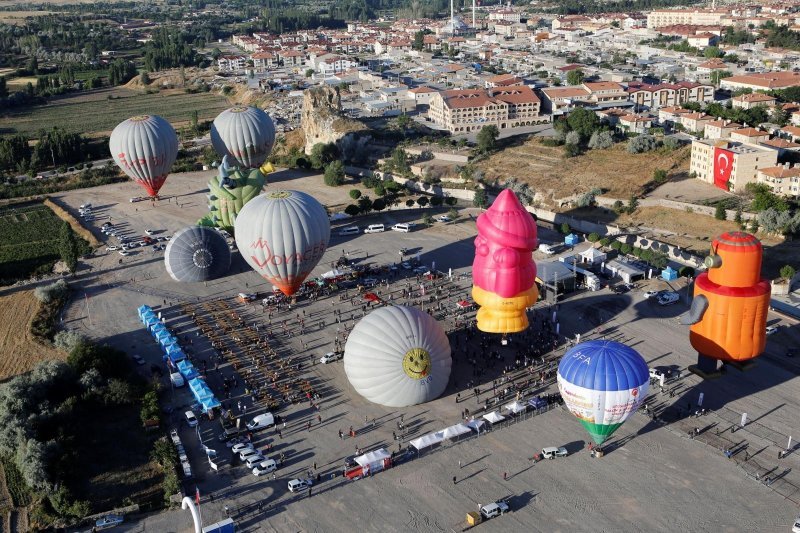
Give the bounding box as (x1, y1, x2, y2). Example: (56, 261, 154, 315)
(355, 448, 391, 468)
(189, 377, 214, 402)
(564, 233, 580, 246)
(465, 419, 486, 433)
(177, 359, 199, 380)
(199, 396, 221, 413)
(528, 397, 548, 410)
(442, 423, 471, 439)
(158, 335, 178, 350)
(505, 401, 527, 414)
(364, 292, 380, 303)
(137, 305, 153, 320)
(166, 350, 186, 365)
(661, 266, 679, 281)
(164, 342, 182, 355)
(579, 247, 607, 265)
(321, 268, 345, 279)
(409, 432, 445, 451)
(456, 300, 472, 309)
(482, 411, 505, 424)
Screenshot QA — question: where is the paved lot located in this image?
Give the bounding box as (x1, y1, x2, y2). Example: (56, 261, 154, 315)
(55, 170, 800, 532)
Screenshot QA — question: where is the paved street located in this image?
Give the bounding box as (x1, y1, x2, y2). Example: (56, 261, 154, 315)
(55, 169, 800, 532)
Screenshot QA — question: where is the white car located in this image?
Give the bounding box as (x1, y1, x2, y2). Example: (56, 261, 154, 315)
(792, 514, 800, 533)
(185, 410, 198, 428)
(320, 352, 343, 364)
(240, 449, 262, 462)
(245, 453, 266, 468)
(480, 501, 509, 519)
(145, 229, 155, 235)
(436, 215, 451, 222)
(231, 443, 254, 454)
(226, 437, 249, 449)
(105, 246, 117, 251)
(766, 325, 779, 335)
(253, 459, 278, 476)
(649, 368, 666, 381)
(118, 250, 129, 256)
(287, 478, 312, 492)
(541, 446, 568, 459)
(643, 290, 659, 299)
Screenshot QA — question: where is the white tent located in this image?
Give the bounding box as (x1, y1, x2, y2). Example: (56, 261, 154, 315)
(322, 268, 345, 279)
(482, 411, 505, 424)
(505, 401, 527, 414)
(355, 448, 391, 467)
(442, 423, 472, 439)
(465, 419, 486, 433)
(410, 431, 445, 450)
(580, 247, 607, 265)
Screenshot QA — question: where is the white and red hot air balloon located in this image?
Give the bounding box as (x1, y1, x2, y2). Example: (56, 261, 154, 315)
(110, 115, 179, 198)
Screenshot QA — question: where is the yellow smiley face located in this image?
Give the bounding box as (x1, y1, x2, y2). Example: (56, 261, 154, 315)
(402, 348, 431, 380)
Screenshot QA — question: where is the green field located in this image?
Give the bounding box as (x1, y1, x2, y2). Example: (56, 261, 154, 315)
(0, 202, 73, 281)
(1, 87, 231, 136)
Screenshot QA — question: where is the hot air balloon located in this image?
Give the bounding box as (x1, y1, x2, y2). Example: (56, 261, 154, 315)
(199, 155, 267, 233)
(472, 189, 538, 333)
(234, 190, 330, 296)
(211, 106, 276, 169)
(164, 226, 231, 282)
(557, 340, 649, 446)
(344, 306, 452, 407)
(681, 232, 770, 375)
(109, 115, 179, 198)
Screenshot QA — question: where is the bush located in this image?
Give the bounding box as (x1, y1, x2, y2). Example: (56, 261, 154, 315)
(344, 204, 360, 216)
(780, 264, 796, 280)
(598, 237, 611, 246)
(416, 196, 429, 207)
(565, 131, 581, 146)
(323, 160, 345, 186)
(447, 208, 458, 220)
(473, 188, 488, 208)
(349, 189, 361, 200)
(679, 266, 695, 278)
(421, 213, 433, 226)
(405, 199, 415, 208)
(372, 198, 386, 211)
(430, 195, 443, 207)
(34, 279, 69, 303)
(714, 203, 727, 220)
(445, 196, 457, 206)
(627, 134, 659, 154)
(357, 196, 372, 213)
(610, 240, 622, 250)
(653, 169, 668, 184)
(588, 130, 613, 150)
(662, 136, 680, 150)
(361, 176, 378, 188)
(620, 243, 633, 254)
(587, 232, 600, 242)
(559, 222, 571, 234)
(53, 329, 86, 352)
(576, 188, 601, 208)
(564, 142, 582, 157)
(612, 200, 625, 214)
(627, 195, 639, 214)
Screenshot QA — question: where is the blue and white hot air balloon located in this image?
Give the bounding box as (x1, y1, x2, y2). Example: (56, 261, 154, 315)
(557, 340, 649, 445)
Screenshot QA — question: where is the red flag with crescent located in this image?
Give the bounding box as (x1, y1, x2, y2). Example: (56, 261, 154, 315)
(713, 147, 734, 190)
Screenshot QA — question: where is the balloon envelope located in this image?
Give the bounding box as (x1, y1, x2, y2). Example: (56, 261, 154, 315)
(164, 226, 231, 282)
(109, 115, 178, 197)
(234, 190, 330, 295)
(211, 106, 276, 169)
(557, 340, 649, 445)
(344, 306, 452, 407)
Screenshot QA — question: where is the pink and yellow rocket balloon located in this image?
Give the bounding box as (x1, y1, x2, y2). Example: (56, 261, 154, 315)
(472, 189, 538, 333)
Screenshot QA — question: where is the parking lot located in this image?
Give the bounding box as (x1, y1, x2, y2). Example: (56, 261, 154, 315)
(56, 169, 800, 532)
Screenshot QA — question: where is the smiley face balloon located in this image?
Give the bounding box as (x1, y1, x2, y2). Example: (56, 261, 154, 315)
(344, 306, 452, 407)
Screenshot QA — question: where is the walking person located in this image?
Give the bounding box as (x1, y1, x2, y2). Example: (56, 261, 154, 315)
(503, 472, 507, 481)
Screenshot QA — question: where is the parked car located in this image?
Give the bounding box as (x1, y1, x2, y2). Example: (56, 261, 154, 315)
(766, 325, 779, 335)
(792, 513, 800, 533)
(246, 412, 275, 431)
(287, 478, 313, 492)
(643, 290, 659, 299)
(106, 246, 118, 251)
(185, 410, 198, 428)
(232, 443, 255, 454)
(95, 514, 124, 530)
(649, 368, 667, 381)
(239, 449, 262, 462)
(145, 229, 155, 235)
(361, 278, 377, 287)
(480, 501, 509, 519)
(401, 261, 412, 270)
(245, 453, 266, 468)
(657, 292, 679, 306)
(253, 459, 278, 476)
(118, 250, 129, 256)
(226, 437, 250, 449)
(541, 446, 568, 459)
(436, 215, 451, 222)
(320, 351, 343, 364)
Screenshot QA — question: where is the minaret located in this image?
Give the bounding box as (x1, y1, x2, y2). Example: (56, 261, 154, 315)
(451, 0, 455, 31)
(473, 0, 476, 27)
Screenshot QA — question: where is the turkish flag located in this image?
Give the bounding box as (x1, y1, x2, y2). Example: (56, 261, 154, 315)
(713, 147, 734, 190)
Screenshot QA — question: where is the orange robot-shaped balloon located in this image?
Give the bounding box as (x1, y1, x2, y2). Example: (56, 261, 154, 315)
(683, 232, 770, 371)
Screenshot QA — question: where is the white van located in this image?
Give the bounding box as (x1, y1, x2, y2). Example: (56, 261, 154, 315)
(391, 223, 411, 233)
(364, 224, 385, 234)
(170, 372, 185, 388)
(337, 226, 360, 236)
(541, 446, 568, 459)
(538, 244, 556, 255)
(246, 412, 275, 431)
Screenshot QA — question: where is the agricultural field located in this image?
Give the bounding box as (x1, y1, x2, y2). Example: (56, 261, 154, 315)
(1, 87, 231, 136)
(0, 290, 63, 382)
(0, 202, 70, 282)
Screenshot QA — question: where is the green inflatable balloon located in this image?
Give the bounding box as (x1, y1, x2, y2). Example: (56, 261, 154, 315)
(202, 155, 270, 233)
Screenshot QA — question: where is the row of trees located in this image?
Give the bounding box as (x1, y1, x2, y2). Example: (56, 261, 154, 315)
(0, 128, 92, 174)
(143, 28, 199, 72)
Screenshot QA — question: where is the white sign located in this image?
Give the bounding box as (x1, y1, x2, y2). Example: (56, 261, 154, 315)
(741, 413, 747, 428)
(698, 392, 704, 407)
(659, 374, 665, 388)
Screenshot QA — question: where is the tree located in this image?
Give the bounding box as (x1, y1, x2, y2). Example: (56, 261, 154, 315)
(576, 188, 601, 207)
(416, 196, 429, 207)
(627, 135, 658, 154)
(565, 131, 581, 146)
(59, 222, 80, 272)
(588, 130, 613, 149)
(344, 204, 360, 216)
(396, 114, 411, 130)
(140, 71, 151, 85)
(627, 195, 639, 214)
(560, 222, 571, 234)
(780, 265, 796, 280)
(357, 196, 373, 213)
(430, 195, 443, 207)
(412, 30, 425, 51)
(620, 243, 633, 255)
(653, 169, 668, 184)
(372, 198, 386, 211)
(566, 107, 600, 140)
(566, 68, 585, 86)
(405, 199, 415, 208)
(447, 208, 458, 220)
(757, 207, 792, 234)
(771, 105, 789, 126)
(564, 143, 582, 157)
(473, 187, 488, 208)
(305, 68, 314, 78)
(476, 125, 499, 153)
(714, 203, 727, 220)
(388, 147, 410, 174)
(67, 341, 129, 380)
(421, 213, 433, 226)
(309, 143, 339, 169)
(703, 46, 724, 58)
(746, 183, 788, 212)
(323, 160, 345, 186)
(349, 189, 361, 200)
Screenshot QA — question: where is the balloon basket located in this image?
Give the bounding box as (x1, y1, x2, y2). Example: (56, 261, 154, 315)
(591, 449, 604, 458)
(689, 354, 726, 380)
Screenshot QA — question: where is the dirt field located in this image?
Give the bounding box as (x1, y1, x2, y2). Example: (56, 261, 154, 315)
(478, 139, 691, 201)
(1, 87, 230, 136)
(0, 290, 63, 382)
(0, 11, 53, 24)
(5, 76, 37, 89)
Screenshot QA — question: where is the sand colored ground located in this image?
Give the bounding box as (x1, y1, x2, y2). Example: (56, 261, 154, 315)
(0, 290, 63, 382)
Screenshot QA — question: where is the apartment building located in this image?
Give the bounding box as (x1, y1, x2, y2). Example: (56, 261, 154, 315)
(731, 93, 777, 110)
(721, 71, 800, 91)
(680, 112, 714, 134)
(627, 81, 714, 110)
(704, 119, 741, 140)
(428, 86, 543, 134)
(690, 139, 777, 192)
(539, 81, 627, 113)
(618, 114, 653, 134)
(217, 55, 247, 72)
(757, 164, 800, 197)
(646, 9, 726, 29)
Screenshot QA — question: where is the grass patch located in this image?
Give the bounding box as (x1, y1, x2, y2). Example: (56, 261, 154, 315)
(1, 458, 32, 507)
(1, 87, 230, 136)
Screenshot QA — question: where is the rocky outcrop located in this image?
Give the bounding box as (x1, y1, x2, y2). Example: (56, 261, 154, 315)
(301, 86, 368, 155)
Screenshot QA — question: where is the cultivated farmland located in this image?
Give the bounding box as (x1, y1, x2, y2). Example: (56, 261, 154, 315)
(0, 290, 63, 382)
(1, 87, 230, 136)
